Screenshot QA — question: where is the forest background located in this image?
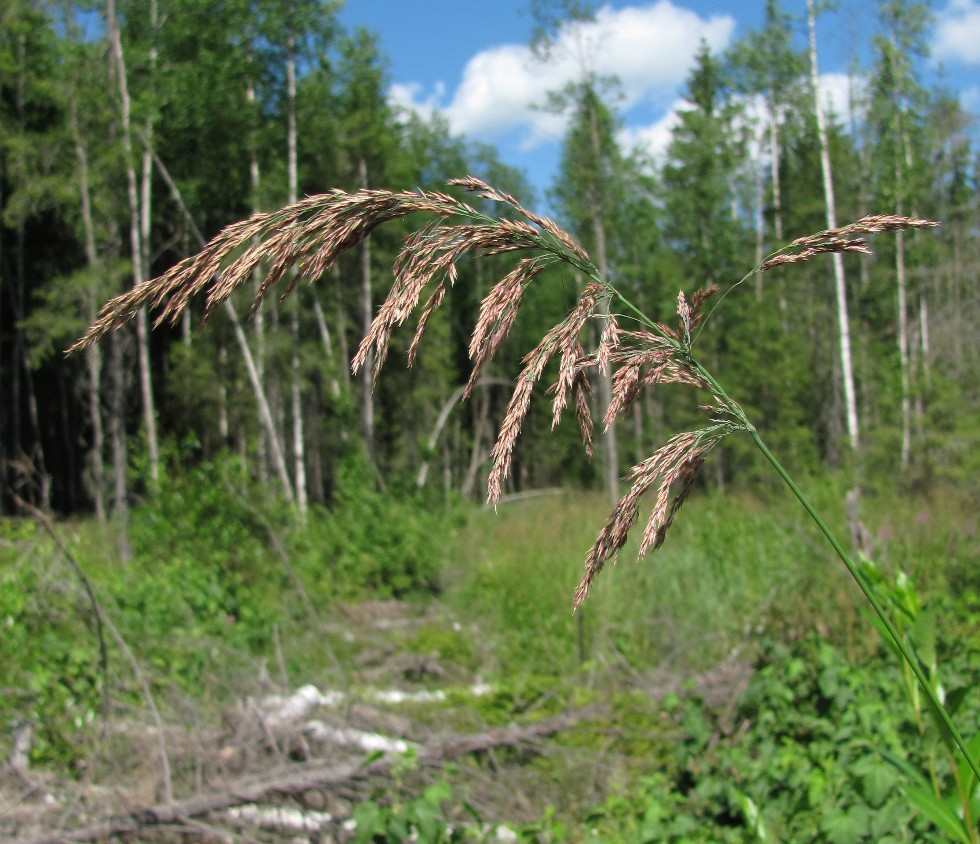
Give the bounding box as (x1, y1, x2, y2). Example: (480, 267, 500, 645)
(0, 0, 978, 840)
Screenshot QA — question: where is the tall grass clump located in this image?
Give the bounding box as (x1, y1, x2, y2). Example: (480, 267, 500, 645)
(70, 178, 979, 789)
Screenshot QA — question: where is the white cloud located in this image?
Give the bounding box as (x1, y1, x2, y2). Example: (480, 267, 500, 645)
(619, 101, 685, 163)
(388, 81, 444, 123)
(934, 0, 980, 65)
(394, 1, 735, 147)
(818, 72, 865, 123)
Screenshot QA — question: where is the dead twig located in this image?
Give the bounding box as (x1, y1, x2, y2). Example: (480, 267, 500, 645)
(17, 708, 601, 844)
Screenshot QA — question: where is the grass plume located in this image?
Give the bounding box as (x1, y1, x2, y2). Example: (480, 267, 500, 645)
(70, 179, 976, 785)
(68, 179, 939, 612)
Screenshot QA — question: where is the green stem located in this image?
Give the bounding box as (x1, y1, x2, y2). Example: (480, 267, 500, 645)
(605, 284, 978, 781)
(748, 428, 980, 785)
(683, 353, 980, 783)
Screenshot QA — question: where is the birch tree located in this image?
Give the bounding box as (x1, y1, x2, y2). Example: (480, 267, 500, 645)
(336, 29, 399, 465)
(806, 0, 860, 452)
(106, 0, 160, 483)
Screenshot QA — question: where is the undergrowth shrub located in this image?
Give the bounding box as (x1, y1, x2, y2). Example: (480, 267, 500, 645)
(0, 520, 101, 767)
(298, 455, 462, 600)
(0, 449, 462, 767)
(582, 636, 967, 843)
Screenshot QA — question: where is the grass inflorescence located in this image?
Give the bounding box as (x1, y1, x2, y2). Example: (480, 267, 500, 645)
(70, 177, 978, 787)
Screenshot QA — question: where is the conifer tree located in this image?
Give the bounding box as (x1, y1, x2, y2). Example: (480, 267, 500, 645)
(728, 0, 805, 247)
(662, 41, 744, 288)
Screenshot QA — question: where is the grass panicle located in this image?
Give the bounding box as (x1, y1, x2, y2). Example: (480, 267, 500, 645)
(761, 214, 939, 272)
(70, 179, 976, 784)
(69, 180, 940, 608)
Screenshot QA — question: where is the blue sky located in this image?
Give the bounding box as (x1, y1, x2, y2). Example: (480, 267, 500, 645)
(337, 1, 979, 199)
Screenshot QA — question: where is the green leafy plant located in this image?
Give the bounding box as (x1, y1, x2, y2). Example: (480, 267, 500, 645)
(862, 559, 980, 843)
(353, 756, 488, 843)
(70, 178, 979, 808)
(576, 636, 947, 842)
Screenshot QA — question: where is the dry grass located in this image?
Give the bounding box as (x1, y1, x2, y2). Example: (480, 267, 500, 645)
(69, 178, 934, 609)
(759, 214, 938, 271)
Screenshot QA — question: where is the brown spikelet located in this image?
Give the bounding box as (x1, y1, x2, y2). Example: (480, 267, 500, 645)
(637, 448, 707, 557)
(68, 186, 478, 355)
(487, 376, 535, 503)
(448, 176, 590, 263)
(595, 313, 619, 375)
(791, 214, 938, 247)
(759, 215, 939, 276)
(686, 285, 719, 331)
(760, 241, 873, 272)
(605, 364, 638, 428)
(466, 257, 547, 399)
(484, 279, 606, 502)
(572, 430, 717, 610)
(408, 282, 447, 366)
(572, 369, 594, 458)
(602, 327, 707, 429)
(549, 339, 586, 430)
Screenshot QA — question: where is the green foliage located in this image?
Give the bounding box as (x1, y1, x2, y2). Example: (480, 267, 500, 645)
(579, 636, 964, 843)
(298, 455, 462, 599)
(353, 779, 464, 843)
(126, 453, 284, 655)
(447, 487, 860, 677)
(662, 40, 747, 287)
(0, 449, 463, 767)
(0, 527, 102, 767)
(405, 624, 479, 673)
(862, 560, 980, 842)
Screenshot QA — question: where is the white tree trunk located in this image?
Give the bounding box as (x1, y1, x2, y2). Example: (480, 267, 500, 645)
(768, 86, 783, 243)
(66, 9, 106, 523)
(358, 157, 376, 462)
(896, 222, 911, 465)
(286, 30, 308, 514)
(107, 0, 159, 483)
(109, 331, 131, 561)
(147, 144, 295, 502)
(807, 0, 859, 452)
(587, 100, 618, 505)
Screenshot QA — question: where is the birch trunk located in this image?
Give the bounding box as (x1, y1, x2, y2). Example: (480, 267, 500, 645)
(753, 154, 765, 300)
(286, 29, 308, 514)
(67, 20, 106, 523)
(890, 37, 914, 468)
(896, 219, 912, 465)
(106, 0, 159, 483)
(246, 62, 269, 482)
(311, 297, 340, 397)
(334, 264, 351, 392)
(109, 330, 131, 561)
(587, 100, 618, 505)
(767, 86, 783, 243)
(807, 0, 859, 453)
(146, 146, 295, 503)
(358, 157, 375, 462)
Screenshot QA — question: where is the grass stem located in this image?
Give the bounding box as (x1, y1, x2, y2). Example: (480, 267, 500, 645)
(747, 427, 980, 784)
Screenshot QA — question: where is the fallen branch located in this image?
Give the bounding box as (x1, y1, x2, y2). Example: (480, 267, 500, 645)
(18, 708, 600, 844)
